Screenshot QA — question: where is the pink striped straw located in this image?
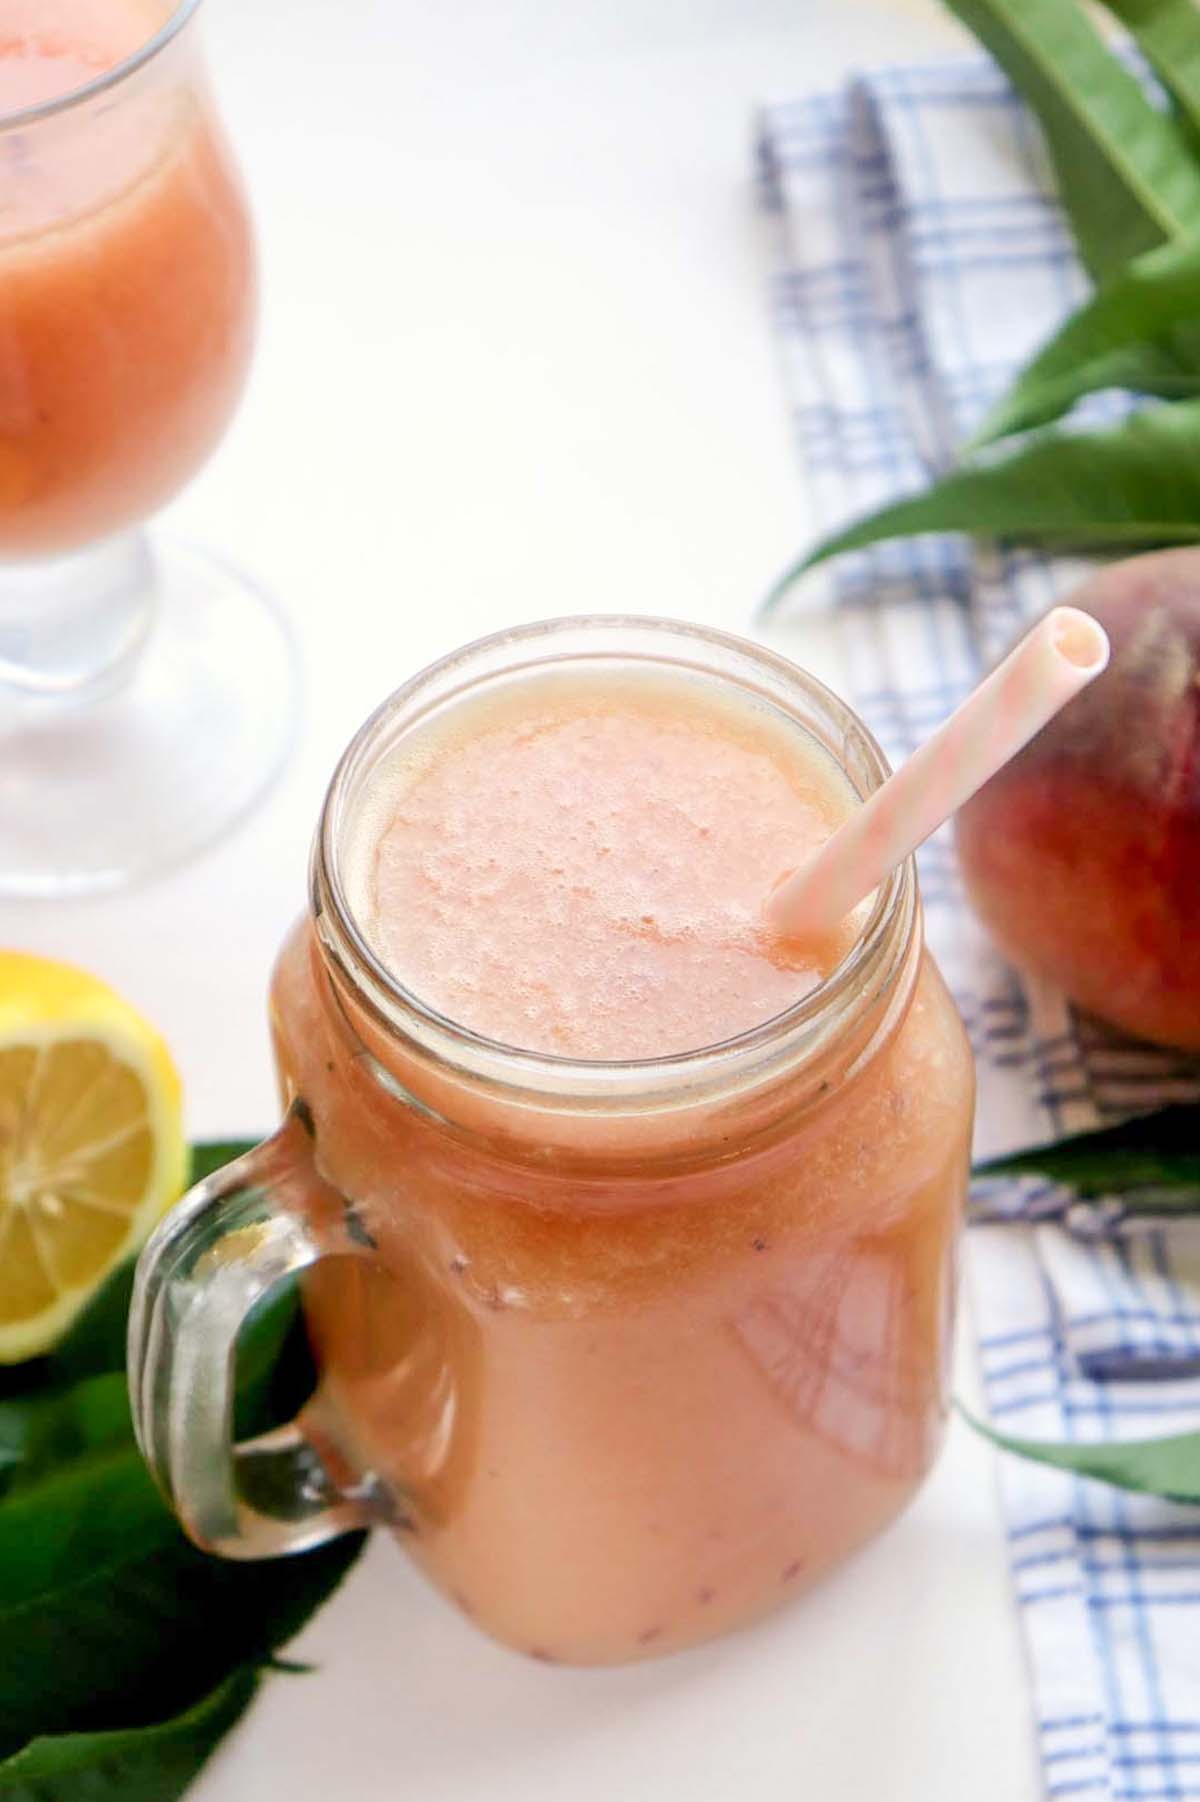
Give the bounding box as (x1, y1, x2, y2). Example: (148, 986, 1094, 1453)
(768, 606, 1110, 939)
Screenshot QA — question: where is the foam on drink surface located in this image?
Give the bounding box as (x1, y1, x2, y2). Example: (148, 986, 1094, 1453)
(0, 0, 166, 108)
(0, 0, 178, 244)
(345, 668, 861, 1062)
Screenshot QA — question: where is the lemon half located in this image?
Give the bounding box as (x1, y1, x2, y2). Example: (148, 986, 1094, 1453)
(0, 952, 186, 1363)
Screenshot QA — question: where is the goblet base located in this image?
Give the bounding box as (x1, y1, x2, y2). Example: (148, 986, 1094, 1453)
(0, 537, 298, 898)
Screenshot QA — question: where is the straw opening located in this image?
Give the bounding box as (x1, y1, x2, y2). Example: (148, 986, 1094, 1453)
(1049, 606, 1109, 674)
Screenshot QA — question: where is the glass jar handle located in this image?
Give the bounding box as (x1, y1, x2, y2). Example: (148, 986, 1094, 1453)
(128, 1103, 387, 1559)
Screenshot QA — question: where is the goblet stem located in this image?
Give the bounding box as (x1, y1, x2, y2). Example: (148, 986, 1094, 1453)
(0, 532, 155, 700)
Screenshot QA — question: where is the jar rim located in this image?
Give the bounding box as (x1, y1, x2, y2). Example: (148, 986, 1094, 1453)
(313, 615, 918, 1110)
(0, 0, 203, 135)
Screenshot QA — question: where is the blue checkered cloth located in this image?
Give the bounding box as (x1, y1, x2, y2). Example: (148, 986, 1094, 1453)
(758, 62, 1200, 1802)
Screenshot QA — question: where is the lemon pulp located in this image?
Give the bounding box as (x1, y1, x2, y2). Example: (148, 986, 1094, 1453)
(0, 953, 185, 1362)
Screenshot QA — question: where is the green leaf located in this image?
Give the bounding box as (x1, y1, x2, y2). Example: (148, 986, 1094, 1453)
(973, 240, 1200, 442)
(971, 1109, 1200, 1497)
(765, 396, 1200, 602)
(965, 1408, 1200, 1502)
(0, 1375, 131, 1501)
(975, 1103, 1200, 1205)
(233, 1283, 316, 1442)
(43, 1271, 137, 1393)
(0, 1441, 364, 1755)
(0, 1450, 175, 1617)
(944, 0, 1200, 277)
(188, 1140, 259, 1189)
(0, 1667, 260, 1802)
(1095, 0, 1200, 152)
(0, 1271, 130, 1406)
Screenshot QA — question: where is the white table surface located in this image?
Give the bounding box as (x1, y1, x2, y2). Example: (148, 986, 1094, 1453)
(3, 0, 1044, 1796)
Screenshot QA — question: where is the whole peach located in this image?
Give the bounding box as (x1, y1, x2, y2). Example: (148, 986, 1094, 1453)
(955, 549, 1200, 1050)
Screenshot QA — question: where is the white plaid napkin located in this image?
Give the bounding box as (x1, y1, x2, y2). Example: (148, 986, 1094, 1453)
(758, 62, 1200, 1802)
